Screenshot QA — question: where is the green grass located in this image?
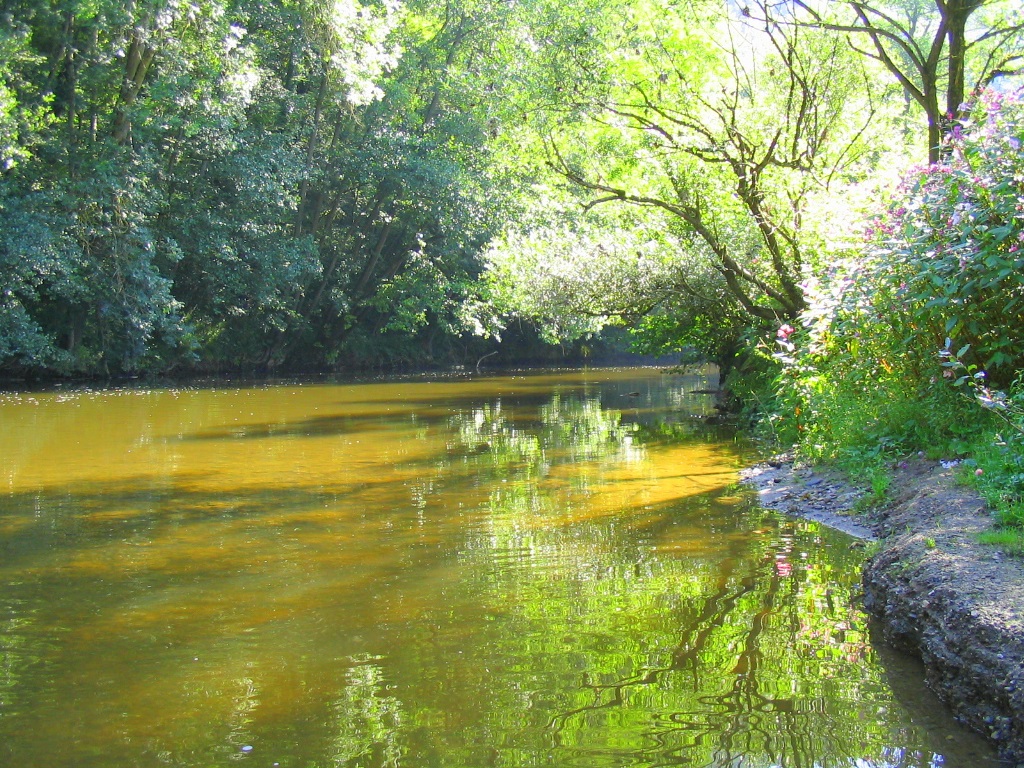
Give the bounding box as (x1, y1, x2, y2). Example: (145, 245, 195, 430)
(977, 528, 1024, 556)
(946, 433, 1024, 556)
(742, 354, 1024, 552)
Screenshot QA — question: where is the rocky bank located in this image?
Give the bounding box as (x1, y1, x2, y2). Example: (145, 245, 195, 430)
(741, 455, 1024, 765)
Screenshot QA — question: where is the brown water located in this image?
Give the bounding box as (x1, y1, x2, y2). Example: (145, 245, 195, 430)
(0, 368, 997, 768)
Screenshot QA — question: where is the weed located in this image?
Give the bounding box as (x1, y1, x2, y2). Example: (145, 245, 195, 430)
(862, 539, 883, 559)
(977, 529, 1024, 557)
(756, 91, 1024, 557)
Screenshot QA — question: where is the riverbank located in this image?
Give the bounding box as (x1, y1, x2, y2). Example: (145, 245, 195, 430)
(742, 455, 1024, 764)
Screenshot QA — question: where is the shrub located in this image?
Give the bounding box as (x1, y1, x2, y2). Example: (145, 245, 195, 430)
(858, 87, 1024, 386)
(775, 86, 1024, 479)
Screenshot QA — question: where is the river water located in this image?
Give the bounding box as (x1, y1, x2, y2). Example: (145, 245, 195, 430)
(0, 368, 997, 767)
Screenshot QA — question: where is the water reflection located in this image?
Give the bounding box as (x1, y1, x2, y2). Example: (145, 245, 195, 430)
(0, 369, 996, 767)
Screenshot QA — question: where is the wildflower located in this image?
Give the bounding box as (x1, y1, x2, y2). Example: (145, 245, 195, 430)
(777, 324, 795, 340)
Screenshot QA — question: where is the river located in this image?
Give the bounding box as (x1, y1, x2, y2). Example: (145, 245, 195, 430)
(0, 368, 997, 767)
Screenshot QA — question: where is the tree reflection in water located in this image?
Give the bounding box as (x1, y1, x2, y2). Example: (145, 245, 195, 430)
(0, 371, 995, 767)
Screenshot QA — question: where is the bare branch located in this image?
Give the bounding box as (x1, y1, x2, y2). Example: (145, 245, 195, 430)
(547, 138, 800, 320)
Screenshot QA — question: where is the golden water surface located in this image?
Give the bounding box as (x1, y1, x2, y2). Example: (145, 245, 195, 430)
(0, 369, 997, 767)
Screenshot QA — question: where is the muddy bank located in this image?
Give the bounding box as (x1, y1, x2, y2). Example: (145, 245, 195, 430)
(742, 455, 1024, 764)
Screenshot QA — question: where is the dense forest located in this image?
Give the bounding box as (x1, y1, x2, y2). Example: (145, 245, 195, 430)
(0, 0, 1021, 380)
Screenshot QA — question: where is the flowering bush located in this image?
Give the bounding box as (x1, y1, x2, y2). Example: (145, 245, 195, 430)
(769, 87, 1024, 470)
(857, 88, 1024, 384)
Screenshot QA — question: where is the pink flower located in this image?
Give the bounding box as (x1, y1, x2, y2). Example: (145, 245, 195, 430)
(975, 468, 984, 477)
(777, 324, 795, 340)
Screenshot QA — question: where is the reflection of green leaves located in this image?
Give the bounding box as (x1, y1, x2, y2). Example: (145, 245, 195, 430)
(329, 659, 406, 767)
(0, 607, 39, 711)
(450, 508, 921, 767)
(0, 372, 967, 766)
(442, 389, 653, 512)
(405, 378, 956, 765)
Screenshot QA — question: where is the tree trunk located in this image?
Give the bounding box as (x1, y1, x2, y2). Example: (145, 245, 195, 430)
(945, 1, 977, 120)
(295, 71, 329, 236)
(112, 27, 157, 144)
(64, 12, 77, 174)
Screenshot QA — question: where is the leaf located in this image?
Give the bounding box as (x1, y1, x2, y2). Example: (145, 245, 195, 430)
(990, 224, 1013, 243)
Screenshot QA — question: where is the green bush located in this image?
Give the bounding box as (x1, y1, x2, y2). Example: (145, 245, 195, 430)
(775, 86, 1024, 493)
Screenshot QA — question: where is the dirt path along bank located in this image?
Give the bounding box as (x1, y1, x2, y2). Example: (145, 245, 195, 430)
(742, 456, 1024, 765)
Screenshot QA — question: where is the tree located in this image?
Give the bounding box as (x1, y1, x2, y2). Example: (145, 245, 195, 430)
(757, 0, 1024, 163)
(0, 0, 218, 372)
(0, 0, 523, 375)
(484, 0, 880, 375)
(263, 0, 520, 370)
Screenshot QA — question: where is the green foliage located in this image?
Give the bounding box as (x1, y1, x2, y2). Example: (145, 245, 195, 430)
(957, 372, 1024, 538)
(484, 191, 681, 343)
(0, 0, 1014, 381)
(0, 191, 77, 370)
(772, 85, 1024, 540)
(0, 0, 526, 377)
(482, 0, 890, 381)
(770, 0, 1024, 164)
(867, 90, 1024, 384)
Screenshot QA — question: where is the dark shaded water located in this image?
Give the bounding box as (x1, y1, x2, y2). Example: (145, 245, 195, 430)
(0, 369, 997, 767)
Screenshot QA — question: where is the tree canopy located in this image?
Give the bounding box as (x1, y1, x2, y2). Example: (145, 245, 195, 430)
(0, 0, 1019, 379)
(757, 0, 1024, 163)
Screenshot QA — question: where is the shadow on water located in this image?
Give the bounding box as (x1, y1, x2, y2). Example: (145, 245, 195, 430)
(0, 369, 1000, 768)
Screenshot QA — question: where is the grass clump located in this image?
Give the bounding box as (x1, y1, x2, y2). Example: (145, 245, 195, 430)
(977, 529, 1024, 556)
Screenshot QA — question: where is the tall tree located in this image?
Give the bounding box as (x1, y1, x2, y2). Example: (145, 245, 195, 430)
(756, 0, 1024, 162)
(497, 1, 875, 321)
(0, 0, 520, 375)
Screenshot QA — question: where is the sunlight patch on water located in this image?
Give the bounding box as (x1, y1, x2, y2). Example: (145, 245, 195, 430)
(0, 369, 1000, 768)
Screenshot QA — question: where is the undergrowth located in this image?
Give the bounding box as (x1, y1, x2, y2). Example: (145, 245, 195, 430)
(748, 88, 1024, 550)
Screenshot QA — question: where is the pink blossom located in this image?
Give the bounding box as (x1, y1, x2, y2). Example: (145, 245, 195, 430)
(777, 324, 795, 340)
